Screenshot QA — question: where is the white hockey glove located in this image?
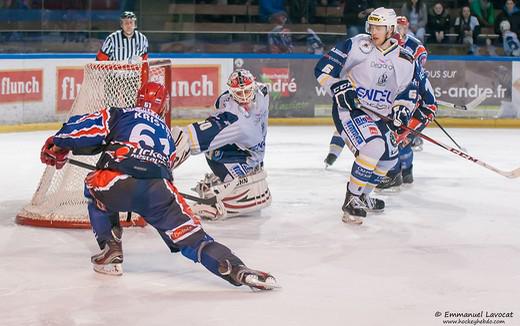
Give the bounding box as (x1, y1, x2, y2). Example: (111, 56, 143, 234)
(389, 105, 411, 131)
(330, 79, 359, 111)
(171, 126, 191, 169)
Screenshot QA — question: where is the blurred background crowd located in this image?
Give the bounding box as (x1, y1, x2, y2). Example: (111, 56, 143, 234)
(0, 0, 518, 56)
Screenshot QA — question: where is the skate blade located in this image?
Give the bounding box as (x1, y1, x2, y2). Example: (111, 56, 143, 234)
(244, 275, 280, 291)
(374, 185, 401, 193)
(342, 214, 363, 225)
(93, 263, 123, 276)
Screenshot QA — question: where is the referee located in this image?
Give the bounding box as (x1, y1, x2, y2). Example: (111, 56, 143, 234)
(96, 11, 148, 62)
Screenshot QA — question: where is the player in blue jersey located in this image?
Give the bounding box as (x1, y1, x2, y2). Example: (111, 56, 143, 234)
(314, 7, 416, 224)
(40, 81, 277, 290)
(172, 69, 272, 220)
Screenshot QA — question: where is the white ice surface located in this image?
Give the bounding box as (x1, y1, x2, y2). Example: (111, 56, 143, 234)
(0, 126, 519, 326)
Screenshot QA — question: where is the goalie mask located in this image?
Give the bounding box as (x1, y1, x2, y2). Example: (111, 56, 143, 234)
(227, 69, 257, 105)
(136, 82, 169, 118)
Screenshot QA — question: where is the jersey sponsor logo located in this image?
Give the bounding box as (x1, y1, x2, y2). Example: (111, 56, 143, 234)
(370, 61, 394, 70)
(323, 54, 343, 66)
(344, 120, 364, 145)
(377, 73, 388, 86)
(356, 87, 392, 104)
(353, 115, 371, 127)
(359, 39, 373, 54)
(260, 67, 297, 97)
(172, 65, 220, 108)
(368, 126, 379, 135)
(56, 67, 83, 112)
(331, 47, 347, 58)
(0, 69, 43, 103)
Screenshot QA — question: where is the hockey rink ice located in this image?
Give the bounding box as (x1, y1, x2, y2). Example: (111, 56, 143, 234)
(1, 126, 519, 326)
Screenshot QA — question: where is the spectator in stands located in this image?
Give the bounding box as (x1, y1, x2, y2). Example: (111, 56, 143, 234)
(454, 5, 481, 54)
(259, 0, 286, 22)
(400, 0, 428, 42)
(288, 0, 317, 24)
(306, 28, 324, 54)
(500, 20, 520, 55)
(268, 11, 293, 53)
(427, 2, 451, 43)
(495, 0, 520, 35)
(342, 0, 375, 38)
(470, 0, 495, 28)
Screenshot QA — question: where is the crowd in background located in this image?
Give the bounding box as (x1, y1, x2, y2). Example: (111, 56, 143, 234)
(1, 0, 519, 56)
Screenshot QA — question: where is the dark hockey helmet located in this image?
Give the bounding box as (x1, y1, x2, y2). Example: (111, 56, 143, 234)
(136, 82, 169, 118)
(227, 69, 256, 105)
(120, 11, 136, 20)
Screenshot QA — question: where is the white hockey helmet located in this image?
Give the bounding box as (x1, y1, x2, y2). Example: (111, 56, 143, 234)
(500, 20, 511, 33)
(365, 7, 397, 34)
(227, 69, 257, 105)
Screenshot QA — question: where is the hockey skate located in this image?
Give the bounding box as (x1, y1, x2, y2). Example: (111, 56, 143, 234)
(402, 166, 414, 184)
(91, 227, 123, 276)
(360, 193, 385, 213)
(324, 153, 338, 168)
(375, 171, 403, 192)
(341, 190, 365, 224)
(220, 260, 278, 291)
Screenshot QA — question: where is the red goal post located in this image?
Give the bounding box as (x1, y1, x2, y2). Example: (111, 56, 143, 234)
(16, 59, 172, 228)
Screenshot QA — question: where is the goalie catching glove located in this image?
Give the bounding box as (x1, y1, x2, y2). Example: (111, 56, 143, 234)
(330, 79, 359, 111)
(40, 136, 69, 169)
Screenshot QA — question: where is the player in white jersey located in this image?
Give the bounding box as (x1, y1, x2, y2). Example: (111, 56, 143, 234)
(172, 69, 272, 220)
(314, 7, 416, 224)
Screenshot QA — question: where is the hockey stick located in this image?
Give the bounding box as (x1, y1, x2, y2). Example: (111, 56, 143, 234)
(362, 108, 520, 179)
(437, 92, 487, 111)
(67, 158, 216, 205)
(433, 119, 467, 152)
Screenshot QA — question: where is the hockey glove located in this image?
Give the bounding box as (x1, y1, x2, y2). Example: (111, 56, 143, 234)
(40, 136, 69, 169)
(171, 126, 191, 169)
(389, 105, 411, 132)
(412, 104, 437, 125)
(330, 79, 359, 111)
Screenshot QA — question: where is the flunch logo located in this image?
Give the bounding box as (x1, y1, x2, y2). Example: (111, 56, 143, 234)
(56, 67, 84, 112)
(0, 69, 43, 103)
(171, 65, 220, 108)
(260, 67, 296, 97)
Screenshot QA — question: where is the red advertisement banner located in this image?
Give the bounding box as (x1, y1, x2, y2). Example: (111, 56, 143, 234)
(171, 65, 220, 108)
(0, 69, 43, 103)
(56, 67, 84, 113)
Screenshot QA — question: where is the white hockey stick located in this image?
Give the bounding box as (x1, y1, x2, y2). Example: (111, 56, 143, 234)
(364, 108, 520, 179)
(437, 92, 487, 111)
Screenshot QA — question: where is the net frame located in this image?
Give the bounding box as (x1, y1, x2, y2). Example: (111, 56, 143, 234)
(16, 59, 172, 228)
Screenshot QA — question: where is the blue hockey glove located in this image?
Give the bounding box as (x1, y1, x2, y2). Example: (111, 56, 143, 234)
(330, 79, 359, 111)
(389, 105, 410, 131)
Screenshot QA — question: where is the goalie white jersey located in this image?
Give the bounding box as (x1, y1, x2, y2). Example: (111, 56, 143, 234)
(315, 34, 416, 117)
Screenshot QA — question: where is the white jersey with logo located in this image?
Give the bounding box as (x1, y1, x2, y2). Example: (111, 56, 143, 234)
(185, 84, 269, 177)
(315, 34, 415, 118)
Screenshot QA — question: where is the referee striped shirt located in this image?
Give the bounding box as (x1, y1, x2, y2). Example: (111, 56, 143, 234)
(96, 30, 149, 61)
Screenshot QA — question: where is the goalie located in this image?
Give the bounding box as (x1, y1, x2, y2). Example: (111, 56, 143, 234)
(172, 69, 272, 220)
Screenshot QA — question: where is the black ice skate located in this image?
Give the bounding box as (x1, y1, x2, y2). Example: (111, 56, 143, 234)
(324, 153, 338, 168)
(360, 193, 385, 212)
(220, 260, 278, 291)
(402, 166, 414, 184)
(342, 190, 366, 224)
(91, 227, 123, 276)
(376, 171, 403, 192)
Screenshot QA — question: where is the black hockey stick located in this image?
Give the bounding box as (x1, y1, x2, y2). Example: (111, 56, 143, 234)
(67, 158, 216, 205)
(362, 108, 520, 179)
(433, 119, 467, 152)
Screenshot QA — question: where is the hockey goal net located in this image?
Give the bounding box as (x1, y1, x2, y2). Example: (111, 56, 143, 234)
(16, 59, 172, 228)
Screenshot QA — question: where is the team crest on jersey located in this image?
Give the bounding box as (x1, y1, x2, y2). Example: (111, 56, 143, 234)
(359, 39, 373, 54)
(377, 73, 388, 86)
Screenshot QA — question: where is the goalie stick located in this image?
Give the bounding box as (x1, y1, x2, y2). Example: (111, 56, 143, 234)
(363, 108, 520, 179)
(437, 92, 487, 111)
(67, 159, 217, 205)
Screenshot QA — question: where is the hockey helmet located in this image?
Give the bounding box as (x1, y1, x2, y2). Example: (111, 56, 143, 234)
(120, 11, 136, 20)
(397, 16, 409, 26)
(365, 7, 397, 33)
(500, 20, 511, 33)
(136, 82, 169, 118)
(227, 69, 256, 105)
